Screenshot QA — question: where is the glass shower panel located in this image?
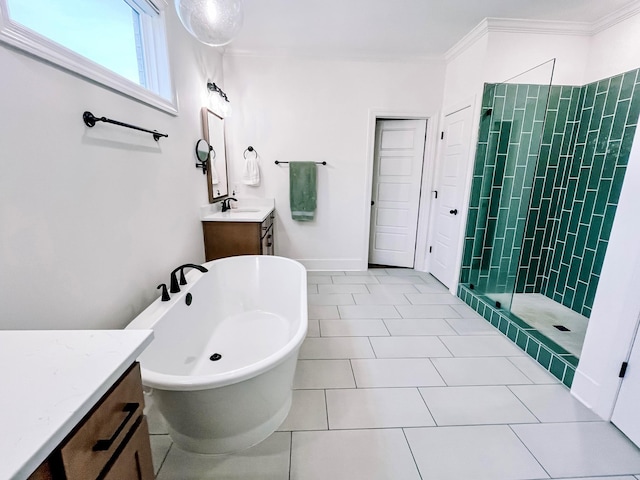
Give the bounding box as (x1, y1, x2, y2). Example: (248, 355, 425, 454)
(461, 60, 555, 311)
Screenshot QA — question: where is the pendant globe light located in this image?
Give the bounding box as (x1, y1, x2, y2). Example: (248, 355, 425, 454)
(175, 0, 244, 47)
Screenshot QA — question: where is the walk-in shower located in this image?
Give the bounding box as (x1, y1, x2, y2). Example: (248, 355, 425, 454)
(458, 59, 640, 384)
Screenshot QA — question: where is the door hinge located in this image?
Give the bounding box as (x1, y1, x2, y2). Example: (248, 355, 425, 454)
(429, 246, 433, 253)
(440, 131, 444, 140)
(619, 361, 629, 378)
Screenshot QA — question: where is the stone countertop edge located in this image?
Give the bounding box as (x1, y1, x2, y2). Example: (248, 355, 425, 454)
(200, 198, 275, 223)
(0, 329, 153, 480)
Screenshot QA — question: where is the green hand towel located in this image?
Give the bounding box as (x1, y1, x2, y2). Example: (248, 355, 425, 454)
(289, 162, 317, 221)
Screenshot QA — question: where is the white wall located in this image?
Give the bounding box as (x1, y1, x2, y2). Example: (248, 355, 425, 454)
(585, 13, 640, 83)
(222, 54, 446, 270)
(0, 10, 222, 330)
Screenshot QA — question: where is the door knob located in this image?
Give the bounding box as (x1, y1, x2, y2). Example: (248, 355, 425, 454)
(371, 200, 375, 206)
(449, 209, 458, 215)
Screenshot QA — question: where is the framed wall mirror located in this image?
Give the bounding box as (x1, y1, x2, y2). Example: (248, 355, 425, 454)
(201, 107, 229, 202)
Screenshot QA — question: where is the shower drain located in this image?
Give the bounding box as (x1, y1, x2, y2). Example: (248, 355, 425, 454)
(210, 353, 222, 361)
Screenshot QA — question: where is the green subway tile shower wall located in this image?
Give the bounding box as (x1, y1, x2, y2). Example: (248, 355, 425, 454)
(540, 70, 640, 316)
(461, 68, 640, 319)
(460, 82, 551, 299)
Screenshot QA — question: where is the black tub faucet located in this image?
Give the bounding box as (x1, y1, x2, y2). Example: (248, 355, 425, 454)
(221, 197, 238, 212)
(170, 264, 209, 293)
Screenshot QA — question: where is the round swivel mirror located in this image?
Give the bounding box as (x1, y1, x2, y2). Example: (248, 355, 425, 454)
(195, 138, 212, 175)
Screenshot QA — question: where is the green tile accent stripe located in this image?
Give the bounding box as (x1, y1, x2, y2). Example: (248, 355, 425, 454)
(457, 284, 578, 387)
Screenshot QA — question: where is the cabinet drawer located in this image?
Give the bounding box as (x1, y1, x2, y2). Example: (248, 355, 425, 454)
(101, 416, 154, 480)
(60, 364, 144, 480)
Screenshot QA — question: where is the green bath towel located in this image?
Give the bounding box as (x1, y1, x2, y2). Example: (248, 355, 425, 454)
(289, 162, 317, 221)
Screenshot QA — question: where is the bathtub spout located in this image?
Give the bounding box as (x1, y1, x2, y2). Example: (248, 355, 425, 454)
(170, 264, 209, 293)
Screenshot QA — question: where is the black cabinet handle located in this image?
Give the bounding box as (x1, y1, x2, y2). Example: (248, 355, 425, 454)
(92, 402, 139, 451)
(449, 209, 458, 215)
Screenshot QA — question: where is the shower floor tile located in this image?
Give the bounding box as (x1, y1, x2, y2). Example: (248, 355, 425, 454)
(511, 293, 588, 357)
(151, 269, 640, 480)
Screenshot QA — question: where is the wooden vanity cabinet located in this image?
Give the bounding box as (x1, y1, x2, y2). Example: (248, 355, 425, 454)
(28, 363, 154, 480)
(203, 213, 275, 261)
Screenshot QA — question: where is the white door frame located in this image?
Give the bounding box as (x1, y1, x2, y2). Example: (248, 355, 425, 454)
(424, 95, 479, 293)
(362, 109, 440, 271)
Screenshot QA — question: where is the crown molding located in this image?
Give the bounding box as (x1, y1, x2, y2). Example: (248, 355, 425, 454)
(445, 2, 640, 64)
(592, 0, 640, 34)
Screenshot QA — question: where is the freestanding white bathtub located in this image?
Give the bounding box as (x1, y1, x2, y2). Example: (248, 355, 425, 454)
(126, 255, 307, 454)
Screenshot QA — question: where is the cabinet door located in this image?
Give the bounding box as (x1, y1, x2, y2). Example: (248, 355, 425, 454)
(102, 417, 154, 480)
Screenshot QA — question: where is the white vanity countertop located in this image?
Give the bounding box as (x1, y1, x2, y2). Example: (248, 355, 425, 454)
(0, 329, 153, 480)
(201, 197, 275, 223)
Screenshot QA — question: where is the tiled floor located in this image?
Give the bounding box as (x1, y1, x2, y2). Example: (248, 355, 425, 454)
(147, 268, 640, 480)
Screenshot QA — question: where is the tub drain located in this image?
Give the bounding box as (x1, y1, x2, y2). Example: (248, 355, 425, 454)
(210, 353, 222, 361)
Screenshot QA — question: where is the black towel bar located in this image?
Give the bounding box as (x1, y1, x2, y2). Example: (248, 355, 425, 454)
(83, 111, 168, 141)
(275, 160, 327, 165)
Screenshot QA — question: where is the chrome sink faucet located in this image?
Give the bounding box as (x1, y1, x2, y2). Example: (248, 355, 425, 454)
(221, 197, 238, 212)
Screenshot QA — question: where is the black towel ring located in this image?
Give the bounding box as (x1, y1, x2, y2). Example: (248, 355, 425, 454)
(244, 146, 258, 159)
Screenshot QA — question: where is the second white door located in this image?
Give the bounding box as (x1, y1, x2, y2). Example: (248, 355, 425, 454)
(429, 105, 473, 287)
(369, 119, 427, 267)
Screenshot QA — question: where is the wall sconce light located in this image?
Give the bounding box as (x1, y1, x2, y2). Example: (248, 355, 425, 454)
(207, 81, 232, 117)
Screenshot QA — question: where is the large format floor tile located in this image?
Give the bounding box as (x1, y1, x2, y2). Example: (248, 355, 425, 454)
(290, 429, 421, 480)
(445, 316, 501, 335)
(156, 432, 291, 480)
(308, 293, 355, 305)
(369, 336, 452, 358)
(351, 358, 445, 387)
(509, 384, 602, 422)
(338, 305, 401, 318)
(326, 388, 434, 429)
(299, 337, 375, 359)
(512, 422, 640, 478)
(397, 304, 461, 318)
(320, 319, 389, 337)
(507, 356, 560, 384)
(405, 425, 549, 480)
(383, 318, 457, 336)
(432, 357, 533, 385)
(308, 305, 339, 319)
(149, 435, 172, 476)
(419, 385, 538, 426)
(318, 284, 369, 294)
(293, 359, 355, 389)
(405, 293, 462, 304)
(353, 292, 410, 305)
(440, 335, 526, 356)
(278, 389, 327, 431)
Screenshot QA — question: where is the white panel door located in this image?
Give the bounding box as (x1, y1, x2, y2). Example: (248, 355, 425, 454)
(430, 106, 472, 287)
(612, 318, 640, 447)
(369, 119, 427, 267)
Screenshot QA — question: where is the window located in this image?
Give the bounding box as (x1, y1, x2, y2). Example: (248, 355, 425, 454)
(0, 0, 176, 113)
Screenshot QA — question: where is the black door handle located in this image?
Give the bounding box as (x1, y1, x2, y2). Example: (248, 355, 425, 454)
(371, 200, 375, 206)
(449, 209, 458, 215)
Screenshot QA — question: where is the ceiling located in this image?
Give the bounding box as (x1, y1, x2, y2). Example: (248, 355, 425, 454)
(225, 0, 637, 58)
